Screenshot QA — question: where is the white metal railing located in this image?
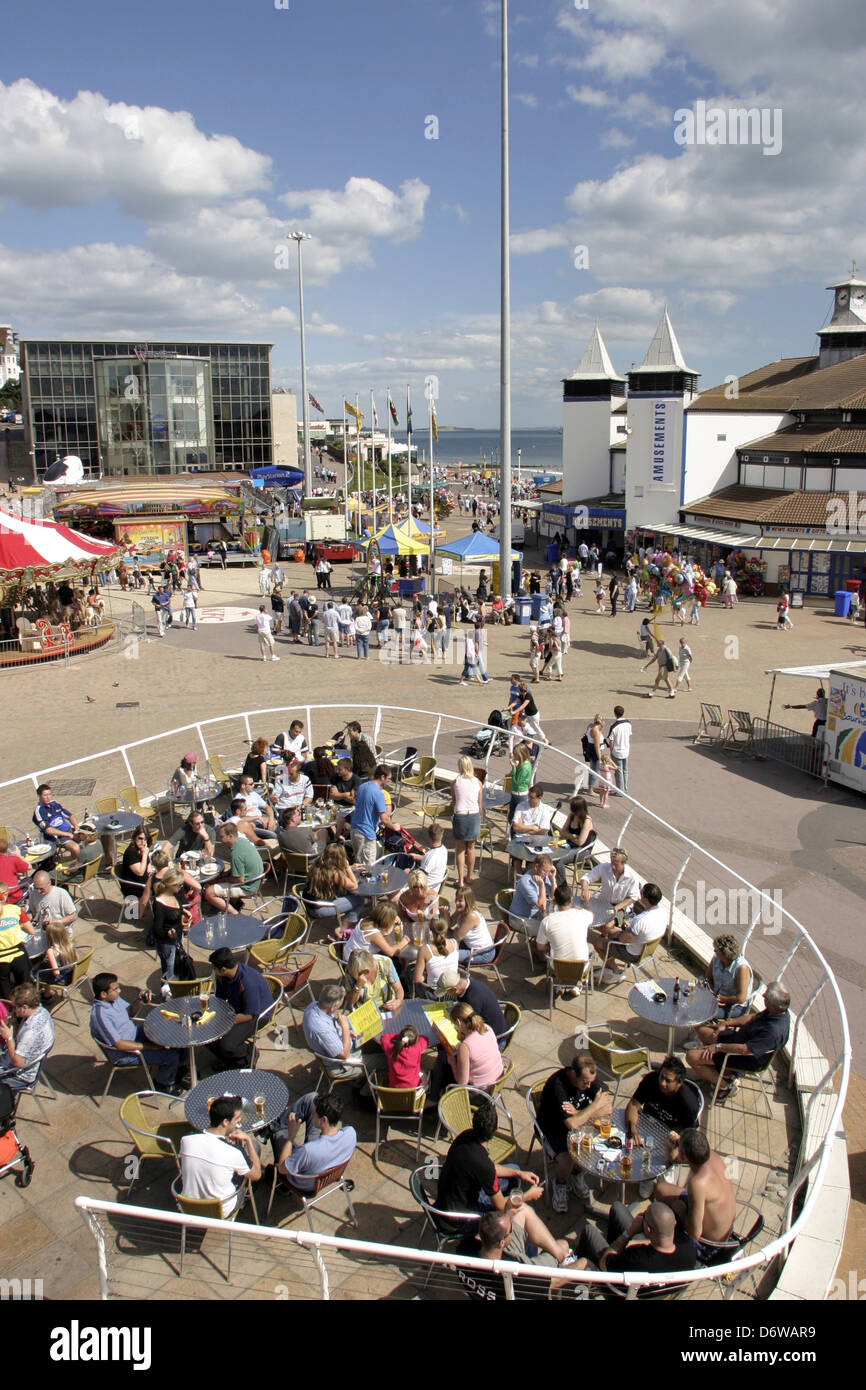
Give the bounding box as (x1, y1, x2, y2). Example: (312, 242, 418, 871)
(0, 702, 850, 1299)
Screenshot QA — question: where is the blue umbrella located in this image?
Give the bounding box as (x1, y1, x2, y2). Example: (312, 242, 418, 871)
(437, 531, 521, 562)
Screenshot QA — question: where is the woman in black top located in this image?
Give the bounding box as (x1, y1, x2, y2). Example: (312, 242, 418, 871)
(151, 865, 186, 987)
(242, 737, 270, 785)
(608, 574, 620, 617)
(120, 830, 153, 912)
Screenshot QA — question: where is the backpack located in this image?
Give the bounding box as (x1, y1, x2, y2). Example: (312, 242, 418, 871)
(581, 731, 595, 760)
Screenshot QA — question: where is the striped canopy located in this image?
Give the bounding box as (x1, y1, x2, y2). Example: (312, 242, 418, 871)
(0, 508, 122, 585)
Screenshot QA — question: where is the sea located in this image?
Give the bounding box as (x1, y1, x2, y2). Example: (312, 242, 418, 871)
(409, 427, 562, 477)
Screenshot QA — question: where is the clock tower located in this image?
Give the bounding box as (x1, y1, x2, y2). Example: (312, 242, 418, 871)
(817, 268, 866, 368)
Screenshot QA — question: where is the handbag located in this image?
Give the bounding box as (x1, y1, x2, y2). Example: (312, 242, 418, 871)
(172, 942, 196, 981)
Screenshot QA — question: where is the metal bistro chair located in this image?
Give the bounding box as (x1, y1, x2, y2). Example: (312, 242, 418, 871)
(95, 796, 120, 816)
(119, 1090, 193, 1192)
(493, 888, 535, 969)
(167, 975, 213, 999)
(42, 946, 94, 1025)
(9, 1050, 57, 1125)
(367, 1073, 428, 1163)
(382, 745, 419, 805)
(710, 1049, 781, 1116)
(694, 702, 725, 745)
(170, 1176, 245, 1281)
(408, 1160, 480, 1260)
(327, 941, 353, 986)
(469, 921, 510, 994)
(248, 975, 283, 1062)
(54, 856, 105, 918)
(547, 957, 594, 1022)
(586, 1028, 649, 1107)
(92, 1040, 156, 1108)
(525, 1080, 555, 1189)
(436, 1086, 516, 1165)
(272, 1158, 357, 1234)
(495, 1001, 522, 1054)
(118, 785, 165, 835)
(400, 756, 437, 808)
(269, 951, 317, 1024)
(595, 933, 664, 990)
(695, 1199, 765, 1285)
(312, 1050, 365, 1094)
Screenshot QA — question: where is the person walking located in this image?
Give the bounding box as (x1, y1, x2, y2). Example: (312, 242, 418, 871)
(776, 592, 793, 630)
(322, 601, 339, 659)
(152, 584, 172, 638)
(676, 637, 693, 692)
(354, 604, 372, 659)
(607, 705, 632, 794)
(460, 628, 480, 685)
(217, 540, 228, 570)
(256, 604, 279, 662)
(643, 640, 677, 697)
(181, 585, 198, 630)
(609, 573, 620, 617)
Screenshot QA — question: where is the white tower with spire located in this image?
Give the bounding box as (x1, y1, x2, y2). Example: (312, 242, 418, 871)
(561, 322, 625, 503)
(817, 266, 866, 368)
(625, 309, 699, 529)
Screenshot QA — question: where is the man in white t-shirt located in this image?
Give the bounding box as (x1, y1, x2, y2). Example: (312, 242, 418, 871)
(579, 849, 641, 925)
(607, 705, 632, 794)
(418, 822, 448, 893)
(536, 882, 592, 963)
(180, 1094, 262, 1217)
(590, 882, 667, 984)
(511, 786, 554, 837)
(322, 602, 340, 659)
(336, 599, 353, 647)
(256, 605, 279, 662)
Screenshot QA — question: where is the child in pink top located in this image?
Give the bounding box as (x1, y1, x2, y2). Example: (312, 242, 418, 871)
(381, 1025, 426, 1088)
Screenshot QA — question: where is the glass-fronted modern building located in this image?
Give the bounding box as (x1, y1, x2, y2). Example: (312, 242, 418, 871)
(20, 340, 273, 480)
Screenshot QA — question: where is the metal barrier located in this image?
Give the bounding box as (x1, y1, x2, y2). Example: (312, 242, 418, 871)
(0, 703, 850, 1300)
(751, 718, 824, 777)
(0, 620, 117, 669)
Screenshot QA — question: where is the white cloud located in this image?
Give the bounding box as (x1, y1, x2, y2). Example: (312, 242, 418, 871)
(514, 93, 539, 108)
(0, 79, 270, 214)
(280, 177, 429, 247)
(511, 226, 569, 255)
(601, 129, 635, 149)
(565, 84, 611, 108)
(515, 53, 540, 69)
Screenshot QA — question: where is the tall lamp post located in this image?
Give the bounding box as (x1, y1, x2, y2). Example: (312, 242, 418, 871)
(289, 231, 313, 496)
(498, 0, 513, 600)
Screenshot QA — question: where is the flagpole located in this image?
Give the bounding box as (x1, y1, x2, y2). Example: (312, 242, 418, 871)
(387, 388, 393, 523)
(370, 389, 377, 535)
(342, 401, 349, 530)
(407, 383, 413, 520)
(355, 393, 362, 538)
(428, 400, 435, 590)
(498, 0, 513, 602)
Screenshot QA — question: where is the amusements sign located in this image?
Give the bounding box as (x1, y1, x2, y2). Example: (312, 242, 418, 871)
(649, 400, 677, 490)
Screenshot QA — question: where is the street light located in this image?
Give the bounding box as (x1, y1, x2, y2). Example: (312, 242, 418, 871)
(498, 0, 513, 600)
(288, 231, 313, 496)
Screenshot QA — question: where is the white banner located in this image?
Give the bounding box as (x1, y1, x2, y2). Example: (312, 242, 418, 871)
(649, 400, 677, 490)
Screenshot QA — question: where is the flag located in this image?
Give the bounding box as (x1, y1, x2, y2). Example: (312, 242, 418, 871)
(406, 386, 413, 436)
(388, 394, 399, 427)
(309, 392, 324, 415)
(344, 399, 364, 424)
(371, 395, 379, 428)
(431, 402, 438, 442)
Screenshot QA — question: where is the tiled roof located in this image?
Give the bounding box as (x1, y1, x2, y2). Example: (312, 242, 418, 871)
(685, 485, 845, 528)
(738, 425, 866, 455)
(689, 351, 866, 412)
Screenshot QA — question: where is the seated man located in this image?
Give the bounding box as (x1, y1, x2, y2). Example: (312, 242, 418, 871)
(510, 856, 554, 934)
(589, 881, 667, 985)
(417, 822, 448, 893)
(236, 775, 276, 836)
(536, 1051, 612, 1213)
(271, 1091, 357, 1191)
(276, 805, 325, 858)
(511, 786, 554, 838)
(456, 1207, 570, 1301)
(203, 824, 263, 916)
(26, 871, 77, 932)
(33, 783, 80, 860)
(654, 1127, 736, 1260)
(573, 1199, 696, 1282)
(0, 983, 54, 1091)
(224, 798, 269, 847)
(273, 761, 314, 816)
(625, 1055, 701, 1142)
(686, 980, 791, 1102)
(89, 972, 184, 1093)
(207, 948, 276, 1070)
(535, 882, 592, 966)
(168, 809, 214, 862)
(329, 761, 358, 807)
(273, 719, 309, 762)
(579, 847, 641, 924)
(180, 1094, 261, 1217)
(302, 982, 364, 1080)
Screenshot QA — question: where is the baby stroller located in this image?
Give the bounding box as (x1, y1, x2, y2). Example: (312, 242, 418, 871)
(466, 708, 510, 760)
(0, 1082, 34, 1188)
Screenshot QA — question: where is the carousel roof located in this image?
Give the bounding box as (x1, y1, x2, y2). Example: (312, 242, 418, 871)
(0, 508, 121, 583)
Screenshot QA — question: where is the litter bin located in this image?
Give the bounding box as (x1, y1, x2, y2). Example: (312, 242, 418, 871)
(530, 593, 545, 623)
(545, 543, 558, 564)
(835, 590, 852, 618)
(515, 595, 532, 625)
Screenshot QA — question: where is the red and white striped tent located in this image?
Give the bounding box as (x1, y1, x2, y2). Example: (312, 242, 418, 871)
(0, 508, 123, 591)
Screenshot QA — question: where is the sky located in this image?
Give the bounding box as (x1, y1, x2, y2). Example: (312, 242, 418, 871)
(1, 0, 865, 427)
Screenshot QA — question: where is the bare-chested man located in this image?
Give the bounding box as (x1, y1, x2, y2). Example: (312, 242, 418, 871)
(653, 1127, 735, 1256)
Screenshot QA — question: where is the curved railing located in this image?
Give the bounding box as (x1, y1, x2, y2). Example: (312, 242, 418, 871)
(0, 702, 850, 1299)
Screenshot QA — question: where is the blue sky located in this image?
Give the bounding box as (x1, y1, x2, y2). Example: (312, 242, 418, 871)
(1, 0, 864, 425)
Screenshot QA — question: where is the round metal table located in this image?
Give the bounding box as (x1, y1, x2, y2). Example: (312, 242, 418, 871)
(170, 780, 219, 809)
(14, 842, 54, 865)
(570, 1106, 670, 1203)
(482, 786, 510, 811)
(354, 866, 409, 898)
(184, 1067, 289, 1134)
(507, 835, 574, 865)
(628, 978, 717, 1056)
(189, 913, 267, 952)
(142, 995, 235, 1088)
(92, 811, 142, 837)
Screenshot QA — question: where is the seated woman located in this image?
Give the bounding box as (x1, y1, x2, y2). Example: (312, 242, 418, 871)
(557, 795, 597, 883)
(120, 828, 154, 915)
(150, 848, 201, 925)
(694, 934, 754, 1042)
(0, 885, 37, 1000)
(344, 947, 404, 1016)
(341, 901, 408, 963)
(441, 1001, 504, 1090)
(171, 753, 199, 801)
(302, 746, 339, 793)
(304, 843, 362, 924)
(380, 1023, 427, 1089)
(449, 887, 495, 966)
(395, 869, 439, 928)
(241, 737, 270, 786)
(413, 916, 460, 999)
(35, 921, 78, 997)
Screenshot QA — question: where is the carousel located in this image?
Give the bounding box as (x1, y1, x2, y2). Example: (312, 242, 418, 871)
(0, 509, 124, 665)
